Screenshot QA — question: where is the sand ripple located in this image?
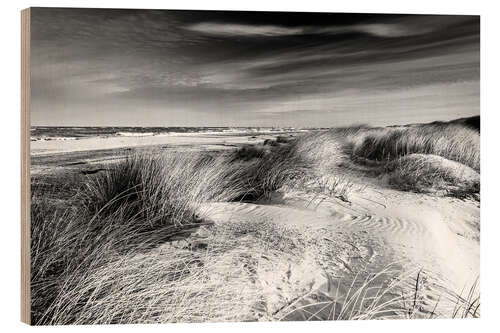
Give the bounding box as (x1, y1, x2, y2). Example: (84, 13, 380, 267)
(198, 186, 479, 319)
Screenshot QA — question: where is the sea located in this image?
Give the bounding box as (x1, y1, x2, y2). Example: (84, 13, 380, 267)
(30, 126, 311, 142)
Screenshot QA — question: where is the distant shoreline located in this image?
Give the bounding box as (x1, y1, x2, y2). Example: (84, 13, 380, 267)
(30, 130, 307, 157)
(30, 126, 318, 141)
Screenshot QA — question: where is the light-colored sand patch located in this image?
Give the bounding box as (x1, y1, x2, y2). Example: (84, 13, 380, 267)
(198, 182, 479, 317)
(30, 132, 280, 156)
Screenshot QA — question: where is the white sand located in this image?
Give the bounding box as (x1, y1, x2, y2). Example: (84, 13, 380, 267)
(198, 181, 479, 317)
(31, 132, 277, 156)
(31, 130, 479, 319)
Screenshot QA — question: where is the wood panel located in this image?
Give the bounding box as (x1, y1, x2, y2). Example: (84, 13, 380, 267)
(21, 7, 31, 325)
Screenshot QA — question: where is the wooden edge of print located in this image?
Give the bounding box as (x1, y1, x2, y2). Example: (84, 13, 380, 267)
(21, 7, 31, 325)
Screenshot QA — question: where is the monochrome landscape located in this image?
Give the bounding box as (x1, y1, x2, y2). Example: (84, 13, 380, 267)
(29, 8, 480, 324)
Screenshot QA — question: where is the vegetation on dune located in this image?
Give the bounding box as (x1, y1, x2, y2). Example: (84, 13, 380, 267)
(351, 123, 480, 171)
(340, 119, 480, 196)
(31, 183, 307, 324)
(386, 154, 480, 197)
(30, 117, 480, 324)
(280, 266, 480, 321)
(80, 153, 240, 225)
(80, 144, 310, 219)
(30, 146, 311, 324)
(38, 220, 276, 324)
(232, 144, 269, 160)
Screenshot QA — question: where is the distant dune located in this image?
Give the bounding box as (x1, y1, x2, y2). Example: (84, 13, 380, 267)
(408, 115, 480, 132)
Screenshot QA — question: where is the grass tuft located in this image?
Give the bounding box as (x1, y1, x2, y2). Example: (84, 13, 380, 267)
(30, 147, 310, 324)
(386, 154, 480, 196)
(351, 123, 480, 171)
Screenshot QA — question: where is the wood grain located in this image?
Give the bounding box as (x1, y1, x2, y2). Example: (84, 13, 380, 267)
(21, 7, 31, 325)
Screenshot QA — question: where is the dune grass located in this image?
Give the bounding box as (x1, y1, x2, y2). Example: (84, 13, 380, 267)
(31, 187, 306, 324)
(351, 123, 480, 171)
(386, 154, 480, 197)
(30, 118, 480, 324)
(342, 121, 480, 197)
(279, 266, 480, 321)
(30, 146, 311, 324)
(30, 132, 360, 324)
(39, 225, 263, 324)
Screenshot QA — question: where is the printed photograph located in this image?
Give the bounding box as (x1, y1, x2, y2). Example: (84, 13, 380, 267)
(28, 8, 480, 324)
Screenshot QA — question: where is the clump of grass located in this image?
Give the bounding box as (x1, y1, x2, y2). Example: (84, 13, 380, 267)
(43, 245, 262, 324)
(297, 175, 357, 209)
(314, 176, 355, 201)
(30, 147, 311, 324)
(278, 266, 480, 321)
(286, 126, 369, 173)
(230, 142, 311, 201)
(352, 123, 480, 171)
(386, 153, 480, 196)
(277, 265, 417, 321)
(79, 147, 308, 222)
(30, 194, 76, 322)
(34, 201, 308, 324)
(39, 230, 261, 324)
(452, 277, 480, 318)
(78, 152, 252, 225)
(233, 144, 268, 161)
(276, 135, 294, 144)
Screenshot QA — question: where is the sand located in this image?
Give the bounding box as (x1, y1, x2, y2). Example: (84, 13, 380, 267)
(30, 132, 285, 156)
(198, 179, 479, 319)
(31, 132, 480, 320)
(30, 131, 286, 175)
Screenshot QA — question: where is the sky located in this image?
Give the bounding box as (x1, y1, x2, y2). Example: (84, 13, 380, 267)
(30, 8, 480, 127)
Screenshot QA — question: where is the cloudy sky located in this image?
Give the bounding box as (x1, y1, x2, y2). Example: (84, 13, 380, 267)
(30, 8, 479, 127)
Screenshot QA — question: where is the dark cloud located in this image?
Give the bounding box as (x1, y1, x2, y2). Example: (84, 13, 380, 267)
(184, 15, 468, 38)
(30, 8, 479, 126)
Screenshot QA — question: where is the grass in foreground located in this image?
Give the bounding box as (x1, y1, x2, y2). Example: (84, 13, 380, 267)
(31, 146, 310, 324)
(30, 117, 480, 324)
(279, 266, 480, 321)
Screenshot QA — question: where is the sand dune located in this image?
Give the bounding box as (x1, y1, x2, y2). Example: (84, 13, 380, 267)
(30, 120, 480, 323)
(198, 181, 479, 318)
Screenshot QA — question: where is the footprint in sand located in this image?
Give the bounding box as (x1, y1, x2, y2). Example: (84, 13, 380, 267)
(198, 200, 478, 304)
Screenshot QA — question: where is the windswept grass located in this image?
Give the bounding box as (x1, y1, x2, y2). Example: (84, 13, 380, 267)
(41, 234, 262, 324)
(232, 128, 364, 201)
(291, 125, 368, 170)
(80, 153, 243, 224)
(351, 123, 480, 171)
(279, 266, 480, 321)
(32, 194, 306, 324)
(340, 120, 481, 197)
(386, 154, 480, 197)
(30, 146, 310, 324)
(30, 118, 480, 324)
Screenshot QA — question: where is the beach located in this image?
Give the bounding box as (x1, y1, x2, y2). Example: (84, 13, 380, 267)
(30, 122, 480, 323)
